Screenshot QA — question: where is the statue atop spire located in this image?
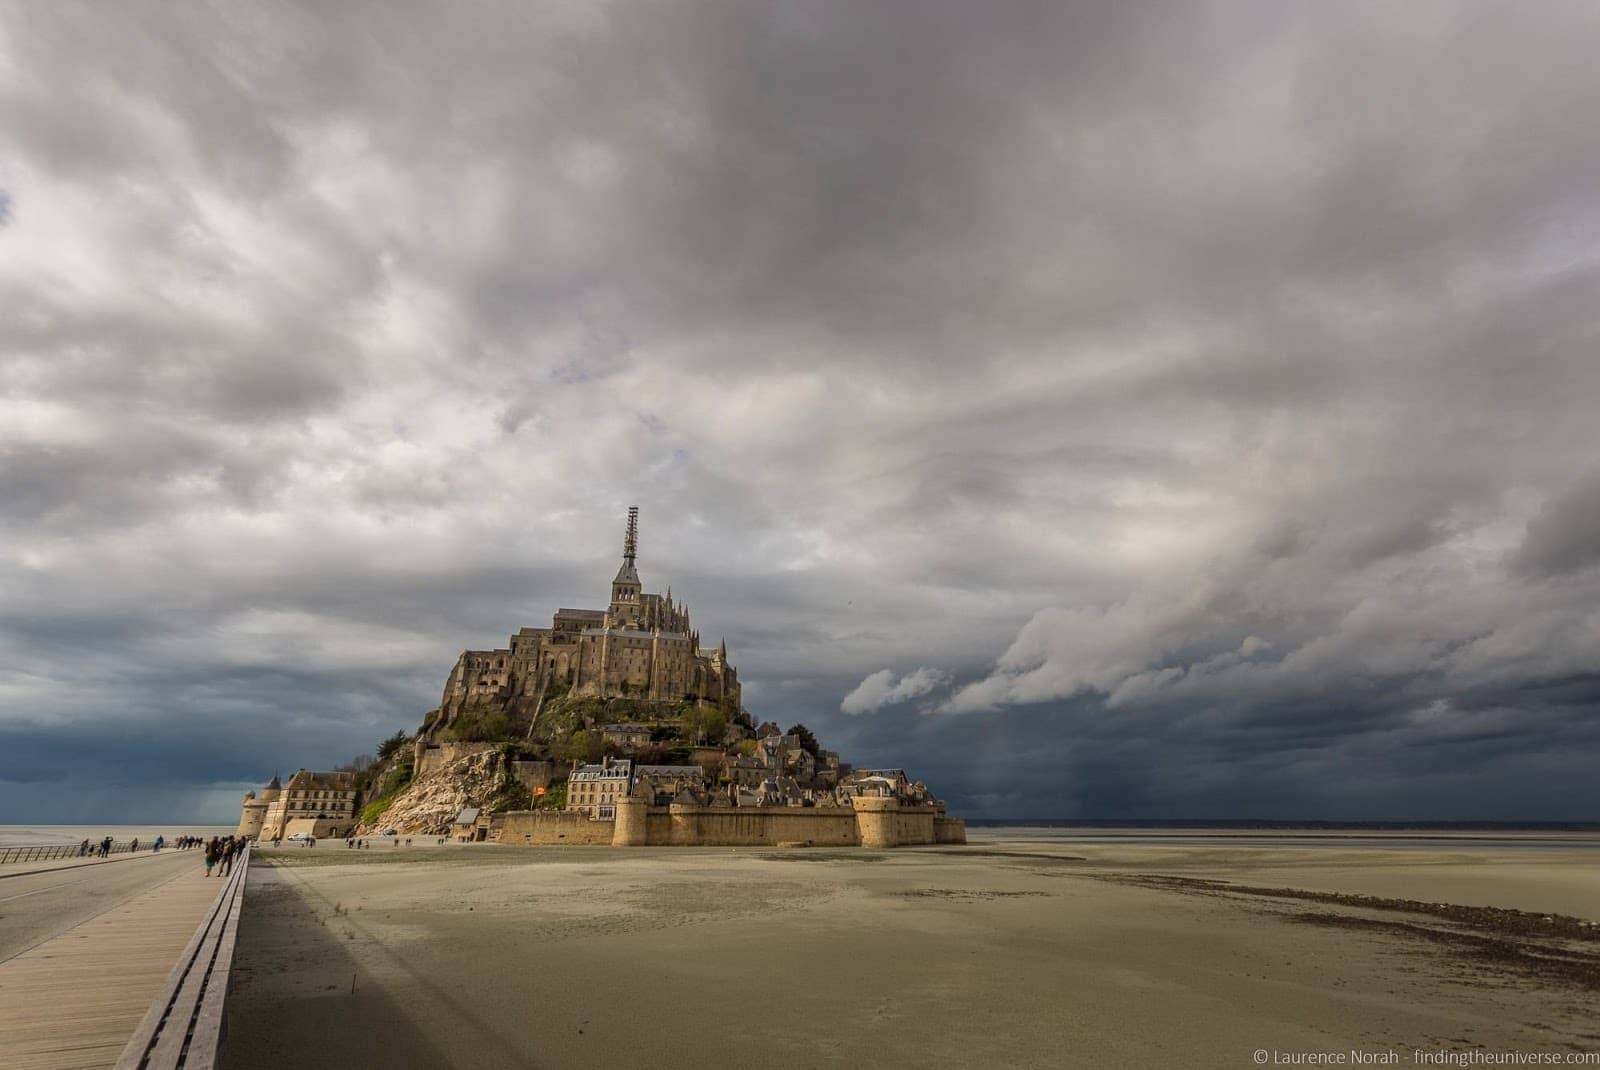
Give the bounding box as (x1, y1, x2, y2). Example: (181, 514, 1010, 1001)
(623, 505, 638, 564)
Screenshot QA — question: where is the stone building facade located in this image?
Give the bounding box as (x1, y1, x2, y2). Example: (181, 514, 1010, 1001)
(567, 757, 633, 818)
(237, 769, 359, 840)
(433, 508, 740, 730)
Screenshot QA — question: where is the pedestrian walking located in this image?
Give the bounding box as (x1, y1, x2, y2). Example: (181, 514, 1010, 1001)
(219, 838, 236, 876)
(203, 838, 220, 877)
(101, 836, 112, 858)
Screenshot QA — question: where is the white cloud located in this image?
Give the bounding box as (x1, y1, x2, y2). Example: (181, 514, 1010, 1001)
(841, 667, 952, 715)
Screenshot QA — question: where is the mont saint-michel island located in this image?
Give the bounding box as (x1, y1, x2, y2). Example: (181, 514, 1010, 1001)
(238, 508, 967, 850)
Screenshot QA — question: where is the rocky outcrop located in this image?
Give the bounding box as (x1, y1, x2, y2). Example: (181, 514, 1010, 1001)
(356, 748, 509, 836)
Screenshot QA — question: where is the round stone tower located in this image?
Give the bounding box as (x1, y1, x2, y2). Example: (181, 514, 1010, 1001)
(237, 776, 275, 839)
(850, 793, 901, 849)
(237, 774, 282, 840)
(613, 790, 648, 846)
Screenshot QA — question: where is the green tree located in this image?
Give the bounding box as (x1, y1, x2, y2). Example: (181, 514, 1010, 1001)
(787, 723, 820, 757)
(446, 709, 512, 742)
(700, 709, 727, 745)
(680, 706, 704, 744)
(377, 730, 410, 760)
(562, 729, 593, 765)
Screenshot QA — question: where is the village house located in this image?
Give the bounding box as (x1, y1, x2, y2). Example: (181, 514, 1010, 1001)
(634, 764, 705, 804)
(723, 753, 767, 788)
(599, 723, 653, 751)
(568, 757, 633, 818)
(452, 807, 481, 842)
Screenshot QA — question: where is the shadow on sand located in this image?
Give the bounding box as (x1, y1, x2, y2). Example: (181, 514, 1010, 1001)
(218, 866, 455, 1070)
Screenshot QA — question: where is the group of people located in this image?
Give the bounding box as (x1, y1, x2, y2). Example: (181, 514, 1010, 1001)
(200, 835, 248, 877)
(76, 836, 115, 857)
(75, 834, 173, 857)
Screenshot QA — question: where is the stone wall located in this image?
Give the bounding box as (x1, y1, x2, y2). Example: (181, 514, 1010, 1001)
(281, 817, 358, 839)
(660, 806, 862, 846)
(891, 807, 936, 845)
(491, 810, 616, 845)
(486, 799, 966, 848)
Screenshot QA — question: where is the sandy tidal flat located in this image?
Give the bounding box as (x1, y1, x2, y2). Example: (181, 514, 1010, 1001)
(220, 840, 1600, 1069)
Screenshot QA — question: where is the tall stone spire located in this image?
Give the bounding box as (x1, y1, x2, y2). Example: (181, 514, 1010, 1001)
(614, 506, 640, 585)
(611, 506, 642, 614)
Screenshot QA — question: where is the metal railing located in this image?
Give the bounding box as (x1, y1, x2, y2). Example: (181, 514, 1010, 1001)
(115, 844, 251, 1070)
(0, 840, 145, 865)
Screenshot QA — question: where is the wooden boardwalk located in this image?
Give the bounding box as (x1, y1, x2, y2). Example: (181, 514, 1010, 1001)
(0, 859, 226, 1070)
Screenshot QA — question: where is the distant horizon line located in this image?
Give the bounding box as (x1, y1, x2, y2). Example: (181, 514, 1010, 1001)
(964, 817, 1600, 829)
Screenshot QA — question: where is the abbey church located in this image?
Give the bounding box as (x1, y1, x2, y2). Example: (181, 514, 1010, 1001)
(433, 508, 740, 730)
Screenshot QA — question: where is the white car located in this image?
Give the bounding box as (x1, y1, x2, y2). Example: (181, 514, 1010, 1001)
(286, 833, 311, 841)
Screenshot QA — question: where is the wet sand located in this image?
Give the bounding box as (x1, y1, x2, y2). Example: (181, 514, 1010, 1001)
(219, 839, 1600, 1069)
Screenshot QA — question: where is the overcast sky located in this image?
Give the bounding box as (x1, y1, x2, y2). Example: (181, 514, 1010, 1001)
(3, 1, 1599, 824)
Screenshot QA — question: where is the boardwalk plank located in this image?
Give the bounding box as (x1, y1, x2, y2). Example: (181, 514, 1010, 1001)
(0, 865, 223, 1070)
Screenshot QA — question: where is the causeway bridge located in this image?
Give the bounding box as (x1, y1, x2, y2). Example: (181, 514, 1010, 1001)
(0, 845, 249, 1070)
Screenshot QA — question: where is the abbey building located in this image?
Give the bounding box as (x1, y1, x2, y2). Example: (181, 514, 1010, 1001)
(434, 508, 740, 730)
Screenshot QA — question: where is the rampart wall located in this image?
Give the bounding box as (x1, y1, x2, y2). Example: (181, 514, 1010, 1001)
(484, 801, 965, 848)
(492, 810, 615, 845)
(658, 806, 862, 846)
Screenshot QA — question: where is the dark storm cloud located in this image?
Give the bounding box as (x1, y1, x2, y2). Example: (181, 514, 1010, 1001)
(2, 1, 1599, 820)
(1513, 471, 1600, 578)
